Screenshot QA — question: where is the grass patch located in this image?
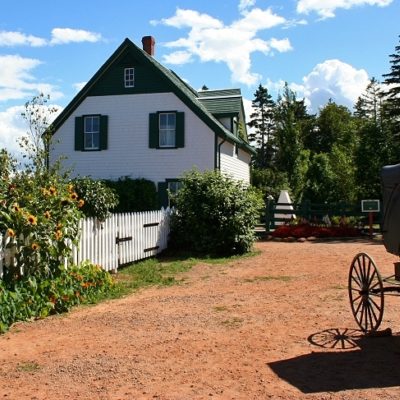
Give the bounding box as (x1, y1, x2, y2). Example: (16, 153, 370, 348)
(221, 317, 244, 328)
(16, 361, 40, 373)
(111, 251, 259, 299)
(244, 275, 293, 283)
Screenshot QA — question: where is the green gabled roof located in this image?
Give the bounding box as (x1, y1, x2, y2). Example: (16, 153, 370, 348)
(198, 89, 241, 98)
(198, 96, 242, 116)
(51, 38, 255, 155)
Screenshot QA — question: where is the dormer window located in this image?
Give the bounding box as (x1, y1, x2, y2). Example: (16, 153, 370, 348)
(124, 68, 135, 88)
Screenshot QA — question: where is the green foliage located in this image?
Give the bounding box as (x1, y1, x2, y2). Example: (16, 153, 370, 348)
(251, 167, 289, 200)
(105, 177, 158, 212)
(169, 169, 263, 256)
(72, 177, 118, 221)
(0, 159, 82, 281)
(0, 261, 114, 334)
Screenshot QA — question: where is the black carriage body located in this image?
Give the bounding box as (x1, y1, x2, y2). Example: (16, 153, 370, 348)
(381, 163, 400, 255)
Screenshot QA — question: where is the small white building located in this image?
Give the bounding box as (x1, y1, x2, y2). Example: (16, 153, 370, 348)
(50, 36, 255, 207)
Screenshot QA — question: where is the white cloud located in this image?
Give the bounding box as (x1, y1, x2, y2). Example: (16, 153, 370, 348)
(239, 0, 256, 12)
(0, 104, 63, 157)
(73, 82, 87, 92)
(293, 59, 369, 112)
(155, 7, 291, 86)
(0, 55, 63, 102)
(50, 28, 102, 45)
(0, 31, 47, 47)
(0, 105, 26, 155)
(296, 0, 393, 19)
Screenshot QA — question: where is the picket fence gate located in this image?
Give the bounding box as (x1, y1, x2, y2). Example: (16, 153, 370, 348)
(0, 208, 172, 277)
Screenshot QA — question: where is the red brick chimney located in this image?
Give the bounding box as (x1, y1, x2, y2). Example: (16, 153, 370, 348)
(142, 36, 155, 56)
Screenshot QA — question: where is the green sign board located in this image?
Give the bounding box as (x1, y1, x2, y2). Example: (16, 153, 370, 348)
(361, 199, 380, 212)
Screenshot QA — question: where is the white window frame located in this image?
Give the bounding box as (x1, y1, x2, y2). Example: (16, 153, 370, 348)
(124, 67, 135, 88)
(159, 112, 176, 148)
(84, 115, 100, 150)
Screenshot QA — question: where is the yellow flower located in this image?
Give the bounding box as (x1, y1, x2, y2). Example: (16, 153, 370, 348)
(68, 184, 74, 193)
(44, 211, 51, 219)
(42, 188, 50, 196)
(55, 229, 63, 240)
(12, 203, 20, 212)
(70, 192, 78, 201)
(27, 215, 37, 225)
(49, 186, 57, 195)
(31, 243, 40, 251)
(6, 228, 16, 237)
(77, 199, 85, 208)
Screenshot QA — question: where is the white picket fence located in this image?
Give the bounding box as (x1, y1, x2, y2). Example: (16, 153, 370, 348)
(72, 208, 172, 272)
(0, 208, 172, 277)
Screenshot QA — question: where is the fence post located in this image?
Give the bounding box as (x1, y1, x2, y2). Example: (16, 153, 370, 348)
(265, 196, 275, 232)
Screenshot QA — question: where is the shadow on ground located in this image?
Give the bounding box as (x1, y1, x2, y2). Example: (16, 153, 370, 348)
(268, 327, 400, 393)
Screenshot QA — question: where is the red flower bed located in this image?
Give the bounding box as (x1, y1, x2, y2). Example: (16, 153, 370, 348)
(271, 224, 362, 239)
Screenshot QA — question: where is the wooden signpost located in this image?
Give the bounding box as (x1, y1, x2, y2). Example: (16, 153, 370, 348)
(361, 199, 380, 237)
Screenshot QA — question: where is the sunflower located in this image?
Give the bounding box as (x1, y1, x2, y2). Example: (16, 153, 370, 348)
(6, 228, 16, 237)
(12, 203, 21, 212)
(27, 215, 37, 225)
(44, 210, 51, 219)
(55, 229, 63, 240)
(77, 199, 85, 208)
(31, 243, 40, 251)
(49, 186, 57, 195)
(70, 192, 78, 201)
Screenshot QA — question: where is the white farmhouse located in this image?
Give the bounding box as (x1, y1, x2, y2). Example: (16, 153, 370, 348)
(50, 36, 255, 206)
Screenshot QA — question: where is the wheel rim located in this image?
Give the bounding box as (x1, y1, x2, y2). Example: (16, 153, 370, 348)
(348, 252, 384, 333)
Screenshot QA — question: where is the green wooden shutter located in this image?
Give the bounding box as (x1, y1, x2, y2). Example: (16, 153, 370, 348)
(100, 115, 108, 150)
(74, 116, 84, 151)
(149, 113, 159, 148)
(157, 182, 168, 208)
(176, 112, 185, 148)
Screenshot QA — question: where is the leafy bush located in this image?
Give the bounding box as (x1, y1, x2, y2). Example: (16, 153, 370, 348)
(0, 261, 115, 334)
(0, 168, 83, 281)
(105, 177, 158, 212)
(169, 170, 263, 256)
(72, 177, 119, 221)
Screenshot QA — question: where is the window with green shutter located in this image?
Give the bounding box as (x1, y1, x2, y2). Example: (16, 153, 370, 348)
(149, 111, 184, 149)
(75, 115, 108, 151)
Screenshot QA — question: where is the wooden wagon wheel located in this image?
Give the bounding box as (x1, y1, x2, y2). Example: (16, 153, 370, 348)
(348, 252, 384, 333)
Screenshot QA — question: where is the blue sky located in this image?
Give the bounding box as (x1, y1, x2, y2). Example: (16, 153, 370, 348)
(0, 0, 399, 155)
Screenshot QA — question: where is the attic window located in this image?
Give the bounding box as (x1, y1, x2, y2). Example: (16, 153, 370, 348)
(124, 68, 135, 88)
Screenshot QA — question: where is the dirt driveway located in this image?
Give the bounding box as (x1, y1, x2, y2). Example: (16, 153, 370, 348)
(1, 240, 400, 399)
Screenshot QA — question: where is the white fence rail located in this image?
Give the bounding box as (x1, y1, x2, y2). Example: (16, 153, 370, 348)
(0, 208, 172, 277)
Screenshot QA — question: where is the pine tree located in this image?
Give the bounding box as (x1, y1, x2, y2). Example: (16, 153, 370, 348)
(382, 35, 400, 132)
(354, 77, 383, 126)
(247, 84, 276, 168)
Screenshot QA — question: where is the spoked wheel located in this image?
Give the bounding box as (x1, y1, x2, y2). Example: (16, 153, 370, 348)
(348, 252, 384, 333)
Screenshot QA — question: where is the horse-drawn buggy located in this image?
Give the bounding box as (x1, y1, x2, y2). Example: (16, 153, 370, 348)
(349, 163, 400, 333)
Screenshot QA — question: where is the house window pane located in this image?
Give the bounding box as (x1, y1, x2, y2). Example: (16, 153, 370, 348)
(124, 68, 135, 87)
(159, 113, 176, 147)
(84, 115, 100, 150)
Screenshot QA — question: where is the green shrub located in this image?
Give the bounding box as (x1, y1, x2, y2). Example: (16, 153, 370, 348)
(169, 170, 263, 256)
(105, 177, 158, 212)
(0, 261, 115, 334)
(72, 177, 119, 221)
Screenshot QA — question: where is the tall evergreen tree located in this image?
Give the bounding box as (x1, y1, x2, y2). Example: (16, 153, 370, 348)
(274, 83, 311, 200)
(247, 84, 276, 168)
(354, 77, 383, 125)
(383, 35, 400, 134)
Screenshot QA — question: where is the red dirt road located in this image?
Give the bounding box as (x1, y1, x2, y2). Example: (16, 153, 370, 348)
(1, 239, 400, 399)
